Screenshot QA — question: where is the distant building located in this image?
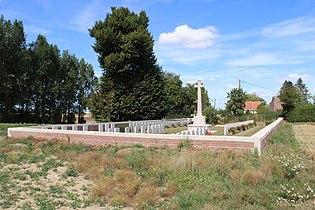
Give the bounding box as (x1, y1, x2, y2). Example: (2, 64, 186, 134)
(270, 96, 283, 112)
(244, 101, 261, 114)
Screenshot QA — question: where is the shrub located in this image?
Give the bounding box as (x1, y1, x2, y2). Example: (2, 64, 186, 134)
(286, 104, 315, 122)
(133, 185, 162, 209)
(177, 138, 192, 149)
(63, 168, 79, 177)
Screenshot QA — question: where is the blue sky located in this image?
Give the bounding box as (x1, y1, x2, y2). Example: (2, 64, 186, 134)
(1, 0, 315, 108)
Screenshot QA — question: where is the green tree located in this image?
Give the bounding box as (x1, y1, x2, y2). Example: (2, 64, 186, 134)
(59, 50, 79, 123)
(184, 83, 210, 116)
(225, 88, 246, 116)
(278, 80, 299, 117)
(0, 16, 95, 123)
(164, 73, 185, 118)
(245, 93, 264, 102)
(295, 78, 310, 105)
(89, 7, 167, 121)
(28, 35, 61, 123)
(163, 73, 209, 118)
(203, 105, 219, 124)
(0, 15, 27, 121)
(77, 59, 96, 123)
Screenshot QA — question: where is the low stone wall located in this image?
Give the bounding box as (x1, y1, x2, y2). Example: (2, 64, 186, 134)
(251, 117, 284, 154)
(7, 118, 284, 155)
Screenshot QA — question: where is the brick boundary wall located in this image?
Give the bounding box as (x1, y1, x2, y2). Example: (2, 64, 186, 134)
(7, 118, 284, 155)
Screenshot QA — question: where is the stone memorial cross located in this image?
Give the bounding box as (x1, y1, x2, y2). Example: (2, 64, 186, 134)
(195, 80, 204, 117)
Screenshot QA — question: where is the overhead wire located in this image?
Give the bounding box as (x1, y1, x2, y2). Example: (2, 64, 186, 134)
(239, 80, 278, 92)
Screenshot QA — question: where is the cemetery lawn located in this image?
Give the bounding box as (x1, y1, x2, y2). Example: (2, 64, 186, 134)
(0, 123, 314, 209)
(235, 125, 264, 136)
(164, 126, 188, 134)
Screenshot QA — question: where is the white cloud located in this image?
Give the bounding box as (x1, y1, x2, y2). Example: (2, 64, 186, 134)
(155, 44, 221, 64)
(287, 73, 311, 81)
(227, 53, 306, 66)
(71, 1, 108, 32)
(220, 29, 260, 42)
(276, 73, 312, 84)
(262, 17, 315, 38)
(224, 84, 237, 89)
(158, 25, 220, 49)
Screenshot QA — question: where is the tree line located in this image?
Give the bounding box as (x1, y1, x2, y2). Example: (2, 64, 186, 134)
(279, 78, 315, 122)
(1, 10, 210, 124)
(222, 77, 315, 122)
(0, 15, 96, 123)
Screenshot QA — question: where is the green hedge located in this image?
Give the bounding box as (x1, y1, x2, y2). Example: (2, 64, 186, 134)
(286, 104, 315, 122)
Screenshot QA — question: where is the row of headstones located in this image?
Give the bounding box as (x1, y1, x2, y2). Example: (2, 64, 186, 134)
(40, 119, 190, 134)
(127, 124, 165, 134)
(98, 123, 165, 134)
(98, 123, 118, 132)
(40, 123, 164, 134)
(128, 119, 187, 133)
(178, 127, 207, 136)
(43, 124, 121, 132)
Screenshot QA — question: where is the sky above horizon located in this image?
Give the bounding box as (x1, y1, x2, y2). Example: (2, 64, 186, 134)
(1, 0, 315, 109)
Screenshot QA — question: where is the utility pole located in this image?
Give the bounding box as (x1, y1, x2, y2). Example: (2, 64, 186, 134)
(214, 98, 216, 109)
(238, 79, 241, 89)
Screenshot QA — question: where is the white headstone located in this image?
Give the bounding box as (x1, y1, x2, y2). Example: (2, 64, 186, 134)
(140, 126, 145, 133)
(105, 124, 109, 132)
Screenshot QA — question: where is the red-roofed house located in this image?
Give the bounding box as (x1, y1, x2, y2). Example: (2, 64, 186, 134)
(270, 96, 283, 112)
(244, 101, 261, 114)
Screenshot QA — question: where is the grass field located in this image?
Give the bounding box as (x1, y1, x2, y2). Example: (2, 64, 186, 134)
(0, 123, 314, 209)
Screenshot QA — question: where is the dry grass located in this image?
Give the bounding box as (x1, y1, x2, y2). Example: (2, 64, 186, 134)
(293, 123, 315, 157)
(72, 152, 109, 177)
(133, 185, 162, 208)
(1, 123, 314, 209)
(92, 170, 142, 206)
(229, 168, 267, 185)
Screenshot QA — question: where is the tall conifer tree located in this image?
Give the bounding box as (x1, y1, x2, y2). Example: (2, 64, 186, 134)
(89, 7, 167, 121)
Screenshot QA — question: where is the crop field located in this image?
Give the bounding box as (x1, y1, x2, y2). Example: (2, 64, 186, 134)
(293, 123, 315, 157)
